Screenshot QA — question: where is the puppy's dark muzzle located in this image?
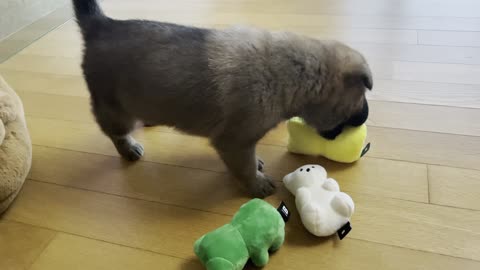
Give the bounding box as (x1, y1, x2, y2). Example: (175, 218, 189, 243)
(320, 101, 369, 140)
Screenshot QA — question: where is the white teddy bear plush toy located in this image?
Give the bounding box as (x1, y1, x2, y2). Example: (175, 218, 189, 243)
(283, 165, 355, 237)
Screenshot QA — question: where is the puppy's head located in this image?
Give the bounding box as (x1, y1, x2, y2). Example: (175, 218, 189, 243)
(300, 42, 372, 137)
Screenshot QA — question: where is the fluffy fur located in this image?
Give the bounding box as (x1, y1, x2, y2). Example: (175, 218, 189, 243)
(72, 0, 372, 197)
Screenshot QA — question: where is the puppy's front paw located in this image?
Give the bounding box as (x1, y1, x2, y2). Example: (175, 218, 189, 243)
(249, 172, 276, 198)
(127, 142, 145, 161)
(118, 141, 144, 161)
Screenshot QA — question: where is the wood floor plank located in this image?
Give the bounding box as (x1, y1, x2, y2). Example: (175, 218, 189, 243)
(7, 54, 480, 87)
(29, 145, 249, 215)
(265, 122, 480, 172)
(26, 113, 480, 175)
(357, 43, 480, 65)
(268, 238, 480, 270)
(389, 61, 480, 85)
(419, 31, 480, 47)
(27, 116, 227, 172)
(29, 144, 428, 212)
(0, 220, 56, 270)
(5, 181, 232, 259)
(1, 63, 479, 112)
(26, 116, 429, 203)
(251, 124, 480, 172)
(274, 27, 418, 45)
(34, 16, 418, 47)
(18, 36, 82, 59)
(103, 0, 480, 18)
(18, 90, 480, 137)
(0, 54, 82, 76)
(29, 233, 202, 270)
(429, 166, 480, 210)
(18, 91, 93, 123)
(19, 36, 480, 67)
(351, 194, 480, 260)
(368, 79, 480, 109)
(18, 20, 480, 66)
(60, 11, 480, 32)
(29, 232, 480, 270)
(366, 60, 480, 85)
(367, 101, 480, 137)
(5, 180, 480, 261)
(0, 70, 87, 97)
(2, 70, 480, 113)
(25, 20, 419, 49)
(366, 126, 480, 170)
(7, 30, 480, 87)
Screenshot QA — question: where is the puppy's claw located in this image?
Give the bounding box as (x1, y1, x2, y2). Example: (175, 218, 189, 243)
(122, 142, 144, 161)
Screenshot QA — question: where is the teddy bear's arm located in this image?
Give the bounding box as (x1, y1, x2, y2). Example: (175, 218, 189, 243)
(322, 178, 340, 192)
(296, 187, 312, 211)
(331, 192, 355, 218)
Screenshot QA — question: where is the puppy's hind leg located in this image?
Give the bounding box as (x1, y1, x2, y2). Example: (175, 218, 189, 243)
(92, 104, 144, 161)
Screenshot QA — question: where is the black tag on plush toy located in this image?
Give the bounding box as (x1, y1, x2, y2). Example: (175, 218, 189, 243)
(337, 222, 352, 240)
(360, 142, 371, 157)
(277, 201, 291, 223)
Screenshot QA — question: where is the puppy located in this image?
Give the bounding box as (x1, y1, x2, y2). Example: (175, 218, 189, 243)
(72, 0, 372, 198)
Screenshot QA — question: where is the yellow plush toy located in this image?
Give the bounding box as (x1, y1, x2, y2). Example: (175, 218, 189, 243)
(287, 117, 368, 163)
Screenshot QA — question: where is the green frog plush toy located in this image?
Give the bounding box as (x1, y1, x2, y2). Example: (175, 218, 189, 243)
(194, 199, 287, 270)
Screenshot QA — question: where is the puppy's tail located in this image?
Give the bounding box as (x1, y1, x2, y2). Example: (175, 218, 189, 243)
(72, 0, 106, 33)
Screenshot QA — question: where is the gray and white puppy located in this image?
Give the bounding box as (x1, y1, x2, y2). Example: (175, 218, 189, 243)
(72, 0, 372, 198)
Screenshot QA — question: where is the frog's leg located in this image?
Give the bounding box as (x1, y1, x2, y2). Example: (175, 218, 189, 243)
(206, 257, 235, 270)
(251, 248, 270, 267)
(331, 192, 355, 218)
(270, 229, 285, 252)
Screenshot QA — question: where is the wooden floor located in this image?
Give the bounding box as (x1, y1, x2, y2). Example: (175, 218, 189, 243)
(1, 0, 480, 269)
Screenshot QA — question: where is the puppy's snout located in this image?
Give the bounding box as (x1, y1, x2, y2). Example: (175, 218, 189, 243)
(319, 100, 368, 140)
(347, 100, 369, 127)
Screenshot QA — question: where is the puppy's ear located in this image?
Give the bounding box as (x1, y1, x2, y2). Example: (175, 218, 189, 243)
(343, 64, 373, 91)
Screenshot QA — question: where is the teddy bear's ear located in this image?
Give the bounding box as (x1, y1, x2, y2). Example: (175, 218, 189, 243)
(282, 173, 291, 185)
(282, 173, 295, 193)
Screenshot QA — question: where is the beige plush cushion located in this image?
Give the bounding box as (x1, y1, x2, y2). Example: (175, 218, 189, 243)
(0, 75, 32, 214)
